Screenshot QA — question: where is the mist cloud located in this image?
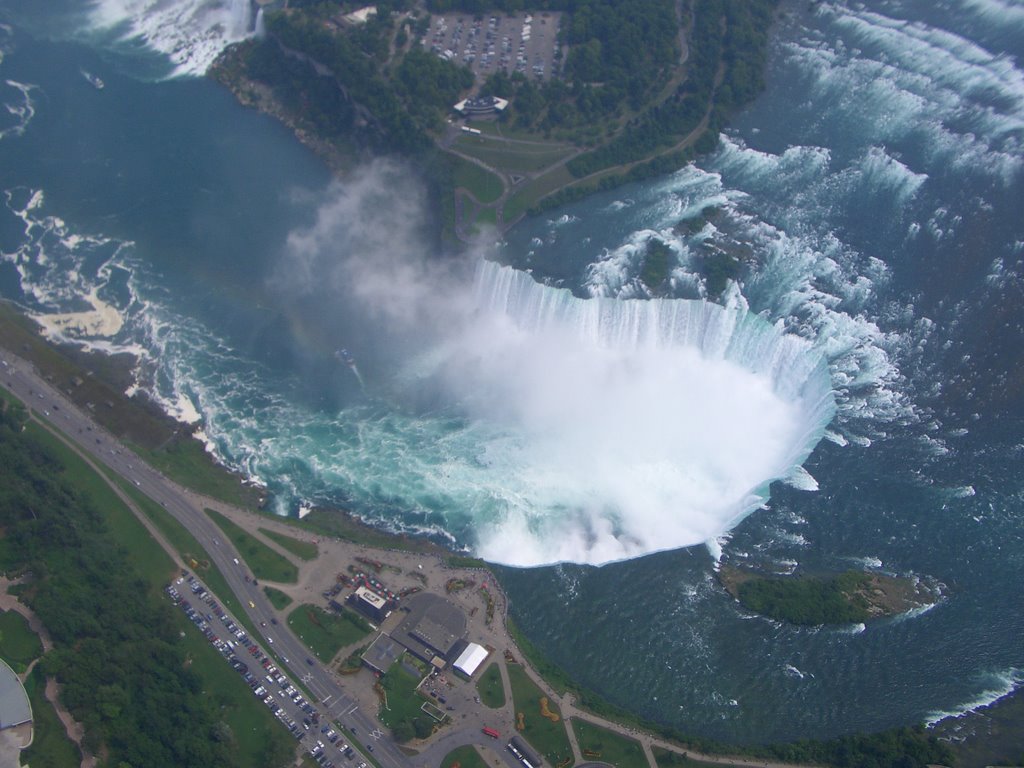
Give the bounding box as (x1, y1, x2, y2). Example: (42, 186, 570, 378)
(272, 163, 834, 567)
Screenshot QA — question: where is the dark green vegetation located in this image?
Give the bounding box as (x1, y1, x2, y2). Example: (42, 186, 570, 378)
(0, 302, 261, 508)
(0, 609, 43, 673)
(476, 662, 506, 709)
(215, 7, 471, 157)
(722, 564, 940, 628)
(0, 408, 294, 767)
(22, 667, 82, 768)
(738, 571, 874, 625)
(287, 604, 372, 661)
(211, 0, 779, 234)
(378, 663, 440, 742)
(108, 478, 253, 637)
(206, 508, 299, 583)
(441, 744, 489, 768)
(264, 585, 294, 610)
(753, 726, 955, 768)
(259, 527, 319, 561)
(505, 663, 573, 765)
(641, 238, 675, 292)
(572, 719, 646, 767)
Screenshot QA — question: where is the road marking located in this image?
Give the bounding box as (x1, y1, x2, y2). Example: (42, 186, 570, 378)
(371, 728, 383, 740)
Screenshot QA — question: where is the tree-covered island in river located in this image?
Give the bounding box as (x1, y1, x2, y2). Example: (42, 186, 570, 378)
(209, 0, 779, 239)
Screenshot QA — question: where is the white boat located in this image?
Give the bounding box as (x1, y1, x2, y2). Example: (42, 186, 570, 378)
(80, 70, 104, 90)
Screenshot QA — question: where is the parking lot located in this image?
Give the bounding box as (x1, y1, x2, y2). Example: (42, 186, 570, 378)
(423, 12, 563, 82)
(166, 575, 364, 768)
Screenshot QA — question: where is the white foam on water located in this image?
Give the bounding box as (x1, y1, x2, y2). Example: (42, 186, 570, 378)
(462, 261, 835, 566)
(1, 80, 38, 141)
(30, 287, 124, 338)
(87, 0, 256, 77)
(794, 3, 1024, 184)
(955, 0, 1024, 30)
(926, 668, 1024, 726)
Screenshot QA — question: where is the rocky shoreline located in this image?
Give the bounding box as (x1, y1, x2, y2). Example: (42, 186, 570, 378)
(208, 43, 355, 177)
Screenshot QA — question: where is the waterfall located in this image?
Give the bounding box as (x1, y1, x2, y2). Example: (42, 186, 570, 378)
(475, 260, 835, 431)
(228, 0, 252, 38)
(468, 260, 837, 564)
(254, 7, 266, 37)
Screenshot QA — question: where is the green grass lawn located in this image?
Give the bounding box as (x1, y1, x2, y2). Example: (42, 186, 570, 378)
(106, 475, 260, 641)
(206, 508, 298, 583)
(503, 165, 575, 222)
(287, 604, 371, 661)
(25, 424, 295, 768)
(470, 206, 499, 232)
(0, 609, 43, 672)
(452, 157, 504, 204)
(476, 662, 506, 709)
(264, 586, 294, 610)
(453, 139, 574, 173)
(505, 664, 573, 765)
(572, 718, 646, 767)
(376, 663, 426, 729)
(171, 607, 295, 768)
(22, 666, 82, 768)
(259, 527, 318, 561)
(441, 744, 489, 768)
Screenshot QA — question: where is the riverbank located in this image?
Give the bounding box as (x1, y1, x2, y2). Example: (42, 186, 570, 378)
(0, 320, 960, 767)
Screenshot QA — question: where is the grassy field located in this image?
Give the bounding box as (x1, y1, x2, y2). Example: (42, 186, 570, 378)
(376, 663, 425, 729)
(21, 666, 82, 768)
(24, 424, 295, 768)
(573, 718, 647, 767)
(505, 664, 573, 765)
(441, 744, 489, 768)
(452, 157, 504, 204)
(264, 586, 294, 610)
(476, 662, 506, 709)
(287, 604, 371, 661)
(453, 138, 574, 173)
(0, 610, 43, 672)
(103, 475, 263, 641)
(259, 527, 318, 561)
(503, 165, 575, 222)
(206, 508, 298, 583)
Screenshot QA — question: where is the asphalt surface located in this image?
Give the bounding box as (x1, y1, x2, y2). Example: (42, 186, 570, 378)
(0, 350, 473, 768)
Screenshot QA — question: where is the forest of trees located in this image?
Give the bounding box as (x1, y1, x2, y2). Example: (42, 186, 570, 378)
(0, 405, 275, 767)
(243, 7, 470, 155)
(736, 571, 874, 626)
(565, 0, 778, 177)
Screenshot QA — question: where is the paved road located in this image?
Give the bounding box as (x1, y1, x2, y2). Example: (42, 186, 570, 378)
(4, 348, 809, 768)
(0, 352, 412, 768)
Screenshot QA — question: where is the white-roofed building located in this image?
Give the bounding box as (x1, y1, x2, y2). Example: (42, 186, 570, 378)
(452, 642, 489, 678)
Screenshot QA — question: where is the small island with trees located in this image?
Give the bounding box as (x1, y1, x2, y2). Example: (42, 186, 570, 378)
(717, 564, 943, 626)
(209, 0, 780, 239)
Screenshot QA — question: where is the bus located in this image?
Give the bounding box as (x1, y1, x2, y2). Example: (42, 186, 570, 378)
(482, 727, 500, 739)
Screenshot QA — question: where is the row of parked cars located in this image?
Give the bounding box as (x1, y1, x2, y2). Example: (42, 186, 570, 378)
(166, 575, 366, 766)
(165, 576, 319, 741)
